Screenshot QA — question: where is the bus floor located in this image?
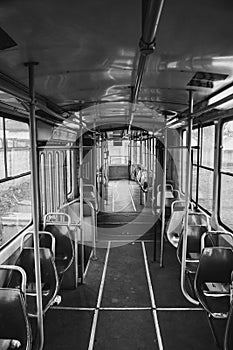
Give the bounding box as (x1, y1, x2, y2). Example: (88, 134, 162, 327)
(42, 180, 222, 349)
(43, 241, 221, 350)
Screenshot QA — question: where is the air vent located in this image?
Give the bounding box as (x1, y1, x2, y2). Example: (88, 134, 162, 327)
(188, 71, 228, 89)
(0, 27, 17, 50)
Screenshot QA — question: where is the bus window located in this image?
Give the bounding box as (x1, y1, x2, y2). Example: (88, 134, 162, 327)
(220, 120, 233, 229)
(0, 117, 4, 179)
(5, 119, 30, 177)
(198, 125, 214, 213)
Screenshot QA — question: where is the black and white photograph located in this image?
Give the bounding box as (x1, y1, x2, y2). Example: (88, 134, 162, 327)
(0, 1, 232, 349)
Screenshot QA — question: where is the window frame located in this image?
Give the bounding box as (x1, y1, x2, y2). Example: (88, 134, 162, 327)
(190, 123, 215, 215)
(0, 116, 32, 250)
(218, 116, 233, 231)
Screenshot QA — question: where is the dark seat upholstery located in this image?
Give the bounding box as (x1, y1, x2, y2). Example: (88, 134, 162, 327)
(177, 225, 208, 273)
(201, 231, 233, 251)
(194, 247, 233, 318)
(224, 296, 233, 350)
(43, 224, 74, 276)
(8, 247, 58, 317)
(0, 266, 32, 350)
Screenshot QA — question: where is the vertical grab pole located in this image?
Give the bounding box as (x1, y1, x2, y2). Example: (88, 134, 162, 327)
(101, 137, 105, 210)
(26, 62, 44, 350)
(140, 136, 143, 205)
(97, 135, 101, 207)
(180, 90, 199, 304)
(159, 118, 167, 267)
(74, 147, 79, 288)
(128, 138, 132, 182)
(79, 111, 84, 284)
(92, 122, 97, 260)
(152, 135, 157, 261)
(146, 136, 150, 206)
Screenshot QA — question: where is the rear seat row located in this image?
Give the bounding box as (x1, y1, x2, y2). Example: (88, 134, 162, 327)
(165, 197, 233, 349)
(0, 194, 98, 350)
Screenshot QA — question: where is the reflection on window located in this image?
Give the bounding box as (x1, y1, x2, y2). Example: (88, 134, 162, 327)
(201, 125, 215, 168)
(181, 131, 187, 192)
(220, 174, 233, 230)
(191, 128, 198, 147)
(55, 152, 60, 208)
(48, 153, 53, 212)
(221, 121, 233, 172)
(0, 175, 31, 246)
(40, 153, 46, 216)
(192, 164, 197, 201)
(198, 168, 213, 213)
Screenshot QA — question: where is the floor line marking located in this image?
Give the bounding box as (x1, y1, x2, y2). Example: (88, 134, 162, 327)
(97, 240, 155, 243)
(50, 306, 204, 312)
(88, 241, 111, 350)
(51, 306, 95, 311)
(141, 241, 163, 350)
(98, 221, 154, 225)
(84, 249, 93, 280)
(156, 307, 204, 311)
(99, 307, 151, 311)
(128, 183, 137, 212)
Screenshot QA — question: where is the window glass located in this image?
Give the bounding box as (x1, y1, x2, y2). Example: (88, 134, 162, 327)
(221, 121, 233, 172)
(201, 125, 215, 168)
(191, 128, 198, 147)
(60, 151, 65, 205)
(40, 153, 46, 216)
(0, 175, 31, 246)
(181, 130, 187, 191)
(5, 119, 30, 176)
(55, 152, 60, 208)
(192, 164, 197, 201)
(198, 168, 213, 213)
(220, 174, 233, 229)
(137, 141, 140, 163)
(108, 140, 129, 165)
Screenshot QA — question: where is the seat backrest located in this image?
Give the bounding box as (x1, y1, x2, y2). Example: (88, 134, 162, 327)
(166, 202, 185, 248)
(195, 247, 233, 285)
(0, 265, 32, 350)
(224, 300, 233, 349)
(201, 231, 233, 252)
(21, 231, 56, 258)
(8, 247, 58, 316)
(177, 225, 208, 264)
(43, 224, 74, 275)
(188, 212, 210, 228)
(0, 288, 32, 349)
(194, 247, 233, 316)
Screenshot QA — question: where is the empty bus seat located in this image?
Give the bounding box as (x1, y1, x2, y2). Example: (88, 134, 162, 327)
(83, 184, 99, 212)
(43, 213, 74, 277)
(201, 231, 233, 252)
(188, 212, 210, 228)
(166, 200, 185, 247)
(194, 247, 233, 318)
(8, 247, 59, 317)
(0, 265, 32, 350)
(177, 225, 208, 273)
(224, 286, 233, 350)
(61, 201, 96, 243)
(156, 184, 180, 218)
(21, 231, 56, 258)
